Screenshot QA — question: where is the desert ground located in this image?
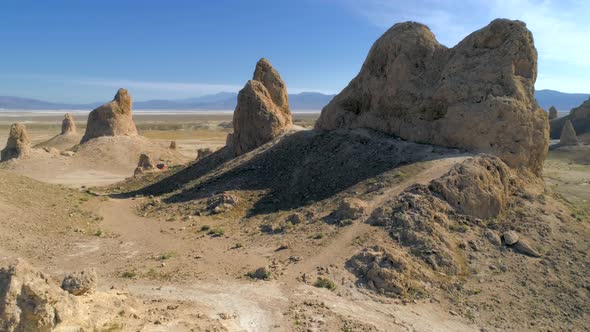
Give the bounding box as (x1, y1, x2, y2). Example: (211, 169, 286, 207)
(0, 109, 588, 332)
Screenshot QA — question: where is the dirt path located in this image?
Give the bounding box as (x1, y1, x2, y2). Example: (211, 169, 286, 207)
(53, 155, 473, 332)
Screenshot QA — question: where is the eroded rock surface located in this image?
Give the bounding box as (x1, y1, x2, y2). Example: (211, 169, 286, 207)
(550, 97, 590, 139)
(232, 58, 292, 156)
(81, 88, 138, 143)
(61, 113, 77, 134)
(559, 119, 579, 146)
(316, 19, 548, 174)
(1, 123, 31, 161)
(548, 106, 558, 120)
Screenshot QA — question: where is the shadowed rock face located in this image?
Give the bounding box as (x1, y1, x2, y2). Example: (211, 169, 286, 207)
(316, 19, 548, 175)
(81, 89, 138, 143)
(61, 113, 77, 134)
(559, 120, 579, 146)
(232, 58, 292, 156)
(549, 97, 590, 139)
(548, 106, 558, 120)
(1, 123, 31, 161)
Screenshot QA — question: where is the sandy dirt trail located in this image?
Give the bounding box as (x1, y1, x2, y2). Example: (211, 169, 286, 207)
(90, 156, 473, 332)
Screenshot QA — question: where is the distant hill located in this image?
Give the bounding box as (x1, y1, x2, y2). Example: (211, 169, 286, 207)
(0, 92, 336, 111)
(2, 89, 588, 112)
(535, 90, 590, 111)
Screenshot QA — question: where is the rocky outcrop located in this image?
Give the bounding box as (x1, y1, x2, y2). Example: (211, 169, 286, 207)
(134, 153, 155, 176)
(550, 97, 590, 140)
(548, 106, 558, 120)
(232, 58, 292, 156)
(315, 19, 548, 175)
(1, 123, 31, 161)
(61, 269, 97, 296)
(61, 113, 77, 134)
(559, 120, 579, 146)
(0, 259, 138, 332)
(368, 156, 533, 274)
(81, 89, 138, 143)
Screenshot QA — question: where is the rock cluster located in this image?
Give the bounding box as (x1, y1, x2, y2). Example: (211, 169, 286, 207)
(231, 58, 292, 156)
(206, 192, 239, 214)
(315, 19, 548, 174)
(368, 156, 527, 274)
(559, 120, 579, 146)
(548, 106, 558, 120)
(1, 123, 31, 161)
(347, 246, 422, 297)
(81, 88, 138, 143)
(61, 113, 77, 134)
(61, 269, 97, 296)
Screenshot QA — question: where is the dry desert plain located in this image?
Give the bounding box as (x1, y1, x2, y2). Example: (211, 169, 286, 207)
(0, 109, 588, 332)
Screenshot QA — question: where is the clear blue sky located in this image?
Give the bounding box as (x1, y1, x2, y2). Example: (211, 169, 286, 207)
(1, 0, 588, 103)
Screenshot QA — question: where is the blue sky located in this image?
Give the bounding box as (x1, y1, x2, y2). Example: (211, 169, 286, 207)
(1, 0, 588, 103)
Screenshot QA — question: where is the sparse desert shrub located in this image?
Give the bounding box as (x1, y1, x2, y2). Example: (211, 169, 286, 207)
(247, 267, 271, 280)
(314, 277, 336, 290)
(121, 270, 137, 279)
(157, 252, 176, 260)
(311, 233, 325, 240)
(208, 228, 225, 237)
(200, 225, 211, 231)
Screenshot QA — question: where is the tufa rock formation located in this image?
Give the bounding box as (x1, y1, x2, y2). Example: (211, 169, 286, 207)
(315, 19, 548, 175)
(61, 113, 77, 134)
(550, 97, 590, 140)
(559, 120, 579, 146)
(0, 259, 138, 331)
(368, 155, 539, 274)
(548, 106, 558, 120)
(232, 58, 292, 156)
(1, 123, 31, 161)
(81, 88, 138, 143)
(134, 153, 155, 176)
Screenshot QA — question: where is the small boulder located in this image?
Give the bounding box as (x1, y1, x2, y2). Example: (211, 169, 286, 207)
(1, 123, 31, 161)
(559, 120, 579, 146)
(484, 229, 502, 246)
(61, 113, 77, 134)
(502, 230, 520, 245)
(61, 269, 97, 296)
(169, 140, 177, 150)
(334, 198, 368, 220)
(137, 153, 155, 170)
(61, 150, 75, 157)
(513, 240, 541, 257)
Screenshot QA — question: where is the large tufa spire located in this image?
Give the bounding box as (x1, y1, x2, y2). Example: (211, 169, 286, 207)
(1, 123, 31, 161)
(81, 88, 138, 143)
(230, 58, 293, 156)
(61, 113, 77, 135)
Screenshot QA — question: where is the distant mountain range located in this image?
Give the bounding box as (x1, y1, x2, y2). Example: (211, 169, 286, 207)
(1, 89, 588, 112)
(0, 92, 336, 111)
(534, 90, 589, 111)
